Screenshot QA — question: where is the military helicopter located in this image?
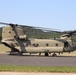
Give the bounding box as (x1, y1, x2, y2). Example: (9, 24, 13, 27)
(0, 22, 76, 56)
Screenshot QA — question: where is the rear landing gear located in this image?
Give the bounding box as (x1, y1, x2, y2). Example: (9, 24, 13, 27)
(5, 51, 19, 55)
(5, 51, 12, 55)
(52, 53, 57, 57)
(39, 53, 41, 56)
(5, 48, 22, 56)
(17, 52, 23, 56)
(45, 52, 49, 56)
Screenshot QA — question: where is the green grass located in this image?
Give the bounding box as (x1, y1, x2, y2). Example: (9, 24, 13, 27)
(0, 65, 76, 73)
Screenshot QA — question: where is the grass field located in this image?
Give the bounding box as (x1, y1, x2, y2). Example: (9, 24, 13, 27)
(0, 66, 76, 73)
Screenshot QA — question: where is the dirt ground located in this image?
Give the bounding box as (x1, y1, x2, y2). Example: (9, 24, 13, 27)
(0, 72, 76, 75)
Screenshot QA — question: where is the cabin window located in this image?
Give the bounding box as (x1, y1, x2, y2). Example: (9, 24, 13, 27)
(46, 43, 49, 46)
(56, 43, 58, 46)
(26, 43, 28, 47)
(8, 31, 11, 33)
(64, 42, 68, 47)
(33, 43, 39, 47)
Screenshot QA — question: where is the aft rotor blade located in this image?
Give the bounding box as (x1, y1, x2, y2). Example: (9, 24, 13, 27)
(0, 22, 10, 25)
(0, 22, 62, 33)
(20, 25, 61, 33)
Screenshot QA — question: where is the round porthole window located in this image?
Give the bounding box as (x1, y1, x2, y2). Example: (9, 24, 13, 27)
(56, 43, 58, 46)
(33, 43, 39, 47)
(46, 43, 49, 46)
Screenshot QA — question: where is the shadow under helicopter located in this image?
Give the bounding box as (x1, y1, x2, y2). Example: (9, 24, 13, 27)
(6, 53, 76, 58)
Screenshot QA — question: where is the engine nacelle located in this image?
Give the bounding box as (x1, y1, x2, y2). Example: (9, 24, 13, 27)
(19, 35, 28, 40)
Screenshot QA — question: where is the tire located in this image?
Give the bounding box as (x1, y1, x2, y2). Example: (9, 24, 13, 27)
(45, 52, 49, 56)
(52, 53, 57, 57)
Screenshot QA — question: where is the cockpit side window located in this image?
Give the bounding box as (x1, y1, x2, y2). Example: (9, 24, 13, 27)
(64, 42, 68, 47)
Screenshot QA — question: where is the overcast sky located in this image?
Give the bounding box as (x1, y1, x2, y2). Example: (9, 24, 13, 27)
(0, 0, 76, 31)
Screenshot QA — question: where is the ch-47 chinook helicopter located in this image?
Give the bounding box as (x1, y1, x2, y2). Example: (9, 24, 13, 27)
(0, 22, 76, 56)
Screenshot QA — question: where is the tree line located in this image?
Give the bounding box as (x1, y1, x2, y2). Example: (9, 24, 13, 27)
(0, 27, 76, 42)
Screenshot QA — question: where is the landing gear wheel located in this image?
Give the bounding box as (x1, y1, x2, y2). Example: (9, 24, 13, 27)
(45, 52, 49, 56)
(39, 53, 41, 56)
(52, 53, 57, 57)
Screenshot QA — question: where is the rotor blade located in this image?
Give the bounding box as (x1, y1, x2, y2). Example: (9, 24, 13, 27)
(0, 22, 10, 25)
(69, 31, 76, 36)
(22, 23, 62, 33)
(0, 22, 61, 33)
(0, 22, 18, 27)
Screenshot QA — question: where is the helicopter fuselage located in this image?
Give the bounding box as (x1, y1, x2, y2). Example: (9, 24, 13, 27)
(2, 37, 76, 53)
(1, 25, 76, 56)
